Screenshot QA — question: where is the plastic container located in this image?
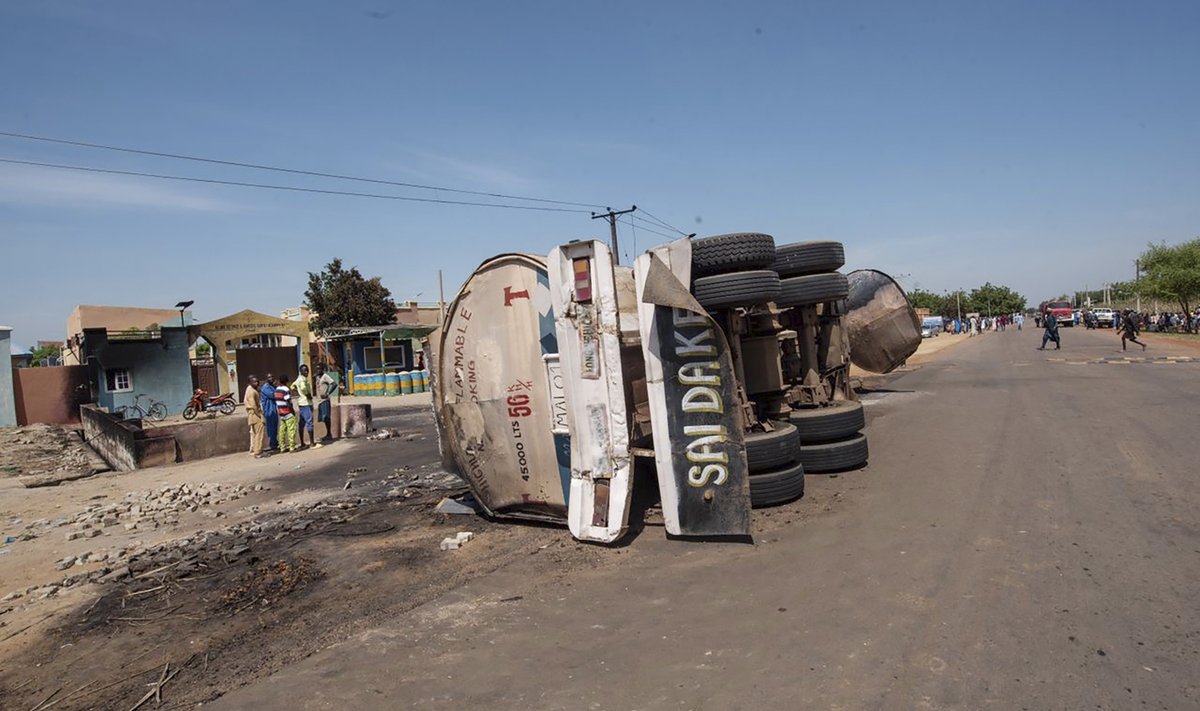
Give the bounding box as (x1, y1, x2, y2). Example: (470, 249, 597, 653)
(399, 371, 414, 394)
(385, 372, 400, 395)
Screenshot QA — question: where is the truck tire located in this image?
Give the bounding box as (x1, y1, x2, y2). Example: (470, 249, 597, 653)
(771, 241, 845, 277)
(749, 461, 805, 508)
(776, 272, 849, 306)
(787, 400, 864, 443)
(745, 422, 801, 472)
(691, 233, 776, 277)
(692, 270, 781, 310)
(797, 433, 869, 473)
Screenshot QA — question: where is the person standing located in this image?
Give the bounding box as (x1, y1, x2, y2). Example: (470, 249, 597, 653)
(1119, 309, 1147, 351)
(1039, 310, 1061, 350)
(313, 363, 337, 445)
(274, 374, 298, 453)
(244, 375, 267, 458)
(260, 373, 278, 451)
(293, 365, 315, 450)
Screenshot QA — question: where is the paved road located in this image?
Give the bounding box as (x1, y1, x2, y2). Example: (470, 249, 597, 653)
(213, 328, 1200, 710)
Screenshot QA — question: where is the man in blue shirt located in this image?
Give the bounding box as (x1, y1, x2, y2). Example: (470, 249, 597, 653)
(260, 373, 279, 451)
(1038, 312, 1061, 351)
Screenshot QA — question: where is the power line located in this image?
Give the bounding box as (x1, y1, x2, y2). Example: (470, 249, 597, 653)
(0, 157, 592, 213)
(626, 217, 675, 241)
(631, 213, 686, 237)
(635, 206, 687, 235)
(0, 130, 608, 209)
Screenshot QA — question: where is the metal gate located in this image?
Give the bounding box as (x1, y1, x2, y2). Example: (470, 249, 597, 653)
(234, 347, 300, 402)
(191, 359, 220, 396)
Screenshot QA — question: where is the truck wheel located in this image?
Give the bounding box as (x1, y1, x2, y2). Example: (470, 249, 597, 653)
(691, 233, 776, 277)
(771, 241, 845, 277)
(749, 461, 805, 507)
(776, 272, 849, 307)
(787, 400, 864, 443)
(745, 422, 800, 472)
(692, 270, 781, 310)
(797, 433, 869, 473)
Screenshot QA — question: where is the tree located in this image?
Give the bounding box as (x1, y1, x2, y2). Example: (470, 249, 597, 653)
(1139, 238, 1200, 331)
(966, 282, 1026, 317)
(29, 343, 61, 367)
(195, 342, 212, 358)
(304, 258, 397, 334)
(906, 289, 943, 312)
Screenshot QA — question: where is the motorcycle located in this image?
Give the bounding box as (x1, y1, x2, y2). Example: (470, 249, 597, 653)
(182, 388, 237, 419)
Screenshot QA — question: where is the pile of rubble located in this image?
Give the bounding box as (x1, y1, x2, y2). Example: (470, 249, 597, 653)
(1, 493, 379, 605)
(20, 482, 260, 544)
(1, 468, 470, 607)
(0, 424, 108, 486)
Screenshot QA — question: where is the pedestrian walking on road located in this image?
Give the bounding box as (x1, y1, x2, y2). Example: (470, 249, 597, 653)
(1119, 309, 1147, 351)
(274, 374, 298, 452)
(1039, 311, 1061, 350)
(260, 373, 278, 451)
(244, 375, 267, 458)
(293, 365, 315, 449)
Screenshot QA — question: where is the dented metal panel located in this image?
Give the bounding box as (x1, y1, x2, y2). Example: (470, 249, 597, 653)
(634, 240, 752, 537)
(844, 269, 922, 374)
(548, 241, 634, 543)
(432, 253, 571, 521)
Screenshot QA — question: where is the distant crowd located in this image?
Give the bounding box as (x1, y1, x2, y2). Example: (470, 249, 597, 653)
(943, 314, 1024, 336)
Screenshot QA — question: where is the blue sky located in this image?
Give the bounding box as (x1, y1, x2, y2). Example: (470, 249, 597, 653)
(2, 0, 1197, 341)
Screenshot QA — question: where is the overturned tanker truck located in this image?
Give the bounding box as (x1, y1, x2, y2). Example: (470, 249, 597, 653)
(430, 233, 920, 543)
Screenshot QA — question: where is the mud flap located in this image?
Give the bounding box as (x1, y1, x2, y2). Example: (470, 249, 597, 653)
(548, 241, 633, 543)
(634, 240, 752, 537)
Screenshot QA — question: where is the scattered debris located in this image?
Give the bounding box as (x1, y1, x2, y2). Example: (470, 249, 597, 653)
(0, 424, 110, 487)
(435, 496, 481, 515)
(440, 531, 475, 551)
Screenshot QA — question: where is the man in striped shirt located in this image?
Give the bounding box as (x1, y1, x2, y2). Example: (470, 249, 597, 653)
(274, 375, 298, 453)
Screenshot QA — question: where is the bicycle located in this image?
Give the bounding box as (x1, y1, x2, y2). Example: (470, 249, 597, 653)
(117, 393, 168, 422)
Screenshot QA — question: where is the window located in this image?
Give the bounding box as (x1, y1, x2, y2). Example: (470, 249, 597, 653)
(364, 345, 409, 370)
(105, 368, 132, 393)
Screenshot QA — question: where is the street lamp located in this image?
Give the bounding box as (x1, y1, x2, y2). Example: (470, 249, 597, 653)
(174, 300, 194, 329)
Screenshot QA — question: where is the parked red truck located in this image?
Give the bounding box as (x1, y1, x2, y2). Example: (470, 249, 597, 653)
(1040, 300, 1075, 327)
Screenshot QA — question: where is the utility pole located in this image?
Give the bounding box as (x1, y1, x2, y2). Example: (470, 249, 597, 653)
(1135, 259, 1141, 313)
(591, 205, 637, 264)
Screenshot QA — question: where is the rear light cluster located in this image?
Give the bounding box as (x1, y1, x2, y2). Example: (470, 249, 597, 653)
(573, 257, 592, 302)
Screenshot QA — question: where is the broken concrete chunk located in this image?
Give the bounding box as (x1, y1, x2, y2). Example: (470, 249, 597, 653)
(439, 537, 461, 551)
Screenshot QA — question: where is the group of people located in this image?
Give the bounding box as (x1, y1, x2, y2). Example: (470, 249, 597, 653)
(1039, 308, 1147, 352)
(944, 314, 1024, 336)
(242, 364, 339, 458)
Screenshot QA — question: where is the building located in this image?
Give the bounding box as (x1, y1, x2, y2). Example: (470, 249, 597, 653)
(0, 327, 16, 426)
(77, 326, 193, 416)
(63, 305, 193, 366)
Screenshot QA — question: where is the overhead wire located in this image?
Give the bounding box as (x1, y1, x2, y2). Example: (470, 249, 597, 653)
(0, 130, 608, 209)
(634, 206, 688, 235)
(626, 216, 675, 240)
(631, 214, 681, 238)
(0, 157, 592, 213)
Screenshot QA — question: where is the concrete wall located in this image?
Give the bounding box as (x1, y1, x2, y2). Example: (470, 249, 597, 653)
(0, 328, 15, 427)
(87, 327, 193, 416)
(80, 405, 178, 471)
(156, 414, 249, 461)
(12, 365, 90, 425)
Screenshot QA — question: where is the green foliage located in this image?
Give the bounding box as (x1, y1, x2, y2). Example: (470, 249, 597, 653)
(304, 258, 398, 334)
(195, 342, 212, 357)
(965, 283, 1026, 317)
(1139, 239, 1200, 330)
(906, 289, 943, 312)
(29, 343, 61, 367)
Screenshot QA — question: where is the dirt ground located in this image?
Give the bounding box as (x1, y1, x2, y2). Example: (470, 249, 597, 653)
(0, 390, 857, 710)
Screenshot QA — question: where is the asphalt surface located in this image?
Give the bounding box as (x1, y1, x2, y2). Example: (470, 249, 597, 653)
(212, 327, 1200, 710)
